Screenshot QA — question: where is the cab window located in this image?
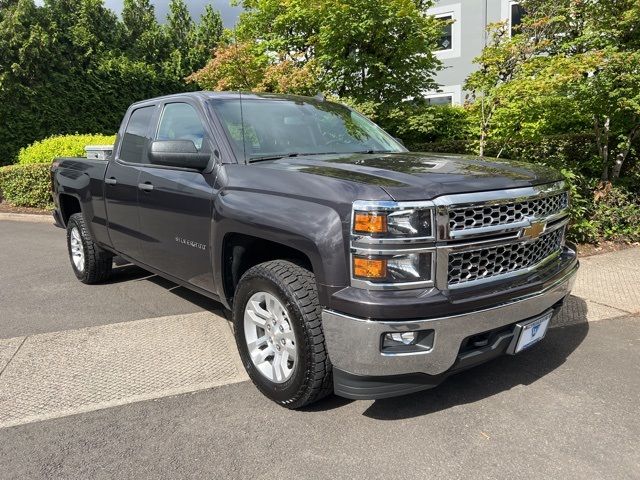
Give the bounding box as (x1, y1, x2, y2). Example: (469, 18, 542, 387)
(157, 103, 207, 151)
(120, 106, 155, 163)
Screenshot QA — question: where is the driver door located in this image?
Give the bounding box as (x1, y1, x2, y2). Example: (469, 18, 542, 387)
(136, 101, 217, 292)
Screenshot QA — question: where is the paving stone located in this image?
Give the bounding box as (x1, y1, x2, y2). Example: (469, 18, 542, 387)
(0, 337, 25, 373)
(572, 249, 640, 315)
(0, 312, 247, 428)
(552, 296, 628, 328)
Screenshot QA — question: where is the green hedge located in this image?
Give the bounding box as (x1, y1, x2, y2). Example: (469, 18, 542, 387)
(0, 61, 186, 165)
(18, 134, 116, 165)
(407, 133, 600, 171)
(0, 163, 53, 209)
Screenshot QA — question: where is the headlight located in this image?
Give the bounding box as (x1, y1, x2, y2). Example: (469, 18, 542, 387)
(351, 200, 437, 290)
(352, 251, 434, 284)
(352, 201, 434, 239)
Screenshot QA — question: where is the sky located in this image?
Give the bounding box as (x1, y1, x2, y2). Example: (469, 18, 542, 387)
(102, 0, 242, 27)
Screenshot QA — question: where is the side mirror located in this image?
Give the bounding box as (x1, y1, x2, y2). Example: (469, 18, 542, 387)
(149, 140, 211, 170)
(394, 137, 406, 147)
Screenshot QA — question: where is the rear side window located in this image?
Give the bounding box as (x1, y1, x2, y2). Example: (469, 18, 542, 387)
(120, 106, 155, 163)
(157, 103, 206, 150)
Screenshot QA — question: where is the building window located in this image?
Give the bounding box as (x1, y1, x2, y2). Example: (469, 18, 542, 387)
(428, 4, 461, 60)
(502, 1, 526, 36)
(422, 85, 462, 106)
(436, 16, 453, 51)
(427, 95, 453, 106)
(511, 2, 525, 32)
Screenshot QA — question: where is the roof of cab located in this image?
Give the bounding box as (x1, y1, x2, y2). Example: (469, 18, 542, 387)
(129, 91, 325, 106)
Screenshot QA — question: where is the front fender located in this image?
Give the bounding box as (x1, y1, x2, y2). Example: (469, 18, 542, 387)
(212, 190, 349, 302)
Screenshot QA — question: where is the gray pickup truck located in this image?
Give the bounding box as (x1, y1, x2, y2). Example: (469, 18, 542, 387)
(52, 92, 578, 408)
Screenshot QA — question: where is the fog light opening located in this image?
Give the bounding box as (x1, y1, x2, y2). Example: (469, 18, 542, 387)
(386, 332, 418, 346)
(381, 329, 435, 354)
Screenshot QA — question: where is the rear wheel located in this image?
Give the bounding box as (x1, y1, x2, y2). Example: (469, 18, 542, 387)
(66, 213, 113, 284)
(233, 260, 333, 408)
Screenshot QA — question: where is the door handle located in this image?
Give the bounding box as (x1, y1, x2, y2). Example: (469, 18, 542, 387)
(138, 182, 154, 192)
(105, 177, 117, 185)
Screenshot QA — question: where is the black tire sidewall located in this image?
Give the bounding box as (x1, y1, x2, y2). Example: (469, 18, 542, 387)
(233, 274, 312, 404)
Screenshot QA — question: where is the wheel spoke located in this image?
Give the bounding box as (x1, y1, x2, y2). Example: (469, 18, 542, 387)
(246, 309, 267, 328)
(272, 352, 286, 382)
(284, 342, 297, 362)
(251, 346, 273, 364)
(251, 299, 271, 319)
(247, 335, 268, 352)
(281, 330, 295, 342)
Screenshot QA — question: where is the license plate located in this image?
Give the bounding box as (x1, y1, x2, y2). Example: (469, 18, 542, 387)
(513, 311, 552, 353)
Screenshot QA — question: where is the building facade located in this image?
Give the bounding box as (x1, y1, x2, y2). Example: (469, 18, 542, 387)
(425, 0, 524, 105)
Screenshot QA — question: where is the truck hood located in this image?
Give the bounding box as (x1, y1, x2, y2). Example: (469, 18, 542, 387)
(258, 152, 562, 201)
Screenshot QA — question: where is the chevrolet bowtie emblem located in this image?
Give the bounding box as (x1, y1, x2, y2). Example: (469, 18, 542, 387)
(522, 221, 546, 239)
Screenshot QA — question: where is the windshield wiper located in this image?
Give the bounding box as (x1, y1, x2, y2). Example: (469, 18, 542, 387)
(247, 152, 341, 163)
(248, 153, 301, 163)
(353, 149, 395, 154)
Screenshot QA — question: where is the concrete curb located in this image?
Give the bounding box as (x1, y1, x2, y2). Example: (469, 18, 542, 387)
(0, 212, 53, 224)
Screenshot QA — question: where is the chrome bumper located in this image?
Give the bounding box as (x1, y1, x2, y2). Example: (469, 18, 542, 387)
(322, 263, 578, 377)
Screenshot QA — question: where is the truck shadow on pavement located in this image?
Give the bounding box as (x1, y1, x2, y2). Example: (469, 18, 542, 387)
(106, 261, 590, 420)
(359, 296, 590, 420)
(305, 296, 591, 419)
(108, 263, 227, 314)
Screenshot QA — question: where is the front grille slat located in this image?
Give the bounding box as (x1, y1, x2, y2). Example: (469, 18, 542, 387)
(448, 227, 564, 286)
(448, 192, 568, 232)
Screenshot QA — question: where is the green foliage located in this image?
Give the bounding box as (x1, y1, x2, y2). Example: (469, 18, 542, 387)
(187, 42, 320, 95)
(18, 134, 116, 165)
(0, 0, 224, 163)
(229, 0, 442, 103)
(0, 163, 52, 208)
(377, 103, 473, 146)
(564, 175, 640, 244)
(466, 0, 640, 179)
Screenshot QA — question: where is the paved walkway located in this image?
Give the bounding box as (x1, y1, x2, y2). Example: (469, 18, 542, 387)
(0, 215, 638, 429)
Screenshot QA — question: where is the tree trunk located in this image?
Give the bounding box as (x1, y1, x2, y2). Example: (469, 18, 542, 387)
(611, 124, 640, 179)
(596, 116, 611, 181)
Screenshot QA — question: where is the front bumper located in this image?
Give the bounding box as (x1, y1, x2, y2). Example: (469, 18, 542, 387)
(322, 260, 578, 397)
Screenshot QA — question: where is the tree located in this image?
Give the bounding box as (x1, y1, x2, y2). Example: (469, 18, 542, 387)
(121, 0, 169, 63)
(233, 0, 442, 103)
(187, 40, 320, 95)
(465, 0, 640, 180)
(166, 0, 193, 54)
(189, 5, 224, 69)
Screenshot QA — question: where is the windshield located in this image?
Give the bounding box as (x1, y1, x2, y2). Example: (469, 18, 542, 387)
(209, 96, 405, 162)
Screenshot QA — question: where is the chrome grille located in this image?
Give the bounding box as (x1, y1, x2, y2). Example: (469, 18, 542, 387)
(448, 227, 564, 286)
(448, 192, 568, 232)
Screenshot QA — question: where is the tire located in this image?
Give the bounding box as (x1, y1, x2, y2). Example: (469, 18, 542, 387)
(233, 260, 333, 409)
(66, 213, 113, 284)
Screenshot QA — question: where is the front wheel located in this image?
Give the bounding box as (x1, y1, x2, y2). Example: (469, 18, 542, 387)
(66, 213, 113, 284)
(233, 260, 333, 409)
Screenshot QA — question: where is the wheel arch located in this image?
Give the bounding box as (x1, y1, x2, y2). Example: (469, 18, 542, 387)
(58, 193, 82, 226)
(220, 233, 317, 306)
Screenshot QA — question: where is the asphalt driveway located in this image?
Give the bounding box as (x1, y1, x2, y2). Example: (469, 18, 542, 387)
(0, 218, 638, 479)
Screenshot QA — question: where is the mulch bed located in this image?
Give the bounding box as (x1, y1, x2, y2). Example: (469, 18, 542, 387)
(0, 201, 51, 215)
(577, 240, 639, 257)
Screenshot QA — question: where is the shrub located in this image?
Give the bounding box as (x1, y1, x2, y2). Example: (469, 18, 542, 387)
(378, 104, 473, 146)
(0, 163, 53, 208)
(17, 134, 116, 165)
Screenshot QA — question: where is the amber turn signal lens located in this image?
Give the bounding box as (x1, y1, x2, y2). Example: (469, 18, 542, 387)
(353, 257, 387, 279)
(353, 212, 387, 234)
